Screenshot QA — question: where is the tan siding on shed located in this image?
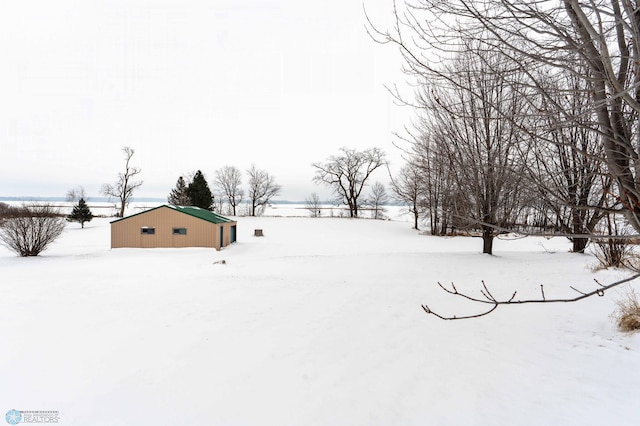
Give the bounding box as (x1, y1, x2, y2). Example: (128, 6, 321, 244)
(110, 206, 236, 249)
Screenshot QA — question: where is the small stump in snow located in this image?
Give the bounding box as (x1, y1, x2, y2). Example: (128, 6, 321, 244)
(254, 229, 264, 237)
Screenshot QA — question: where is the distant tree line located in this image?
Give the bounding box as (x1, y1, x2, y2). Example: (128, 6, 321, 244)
(95, 144, 393, 220)
(167, 164, 281, 217)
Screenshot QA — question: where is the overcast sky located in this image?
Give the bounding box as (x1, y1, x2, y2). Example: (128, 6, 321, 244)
(0, 0, 412, 201)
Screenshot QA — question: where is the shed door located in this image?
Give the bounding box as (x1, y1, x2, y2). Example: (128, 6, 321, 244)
(230, 225, 237, 243)
(220, 226, 224, 248)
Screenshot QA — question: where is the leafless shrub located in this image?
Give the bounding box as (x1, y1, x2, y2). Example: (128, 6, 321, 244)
(611, 287, 640, 332)
(305, 192, 322, 218)
(592, 238, 636, 270)
(592, 213, 640, 271)
(0, 204, 66, 256)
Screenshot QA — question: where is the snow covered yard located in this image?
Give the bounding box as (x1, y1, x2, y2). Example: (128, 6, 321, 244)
(1, 216, 639, 425)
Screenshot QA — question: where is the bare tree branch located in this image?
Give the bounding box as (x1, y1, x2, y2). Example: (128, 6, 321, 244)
(422, 273, 640, 320)
(101, 146, 142, 217)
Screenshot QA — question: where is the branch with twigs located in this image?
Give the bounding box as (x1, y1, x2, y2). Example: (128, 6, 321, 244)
(422, 273, 640, 320)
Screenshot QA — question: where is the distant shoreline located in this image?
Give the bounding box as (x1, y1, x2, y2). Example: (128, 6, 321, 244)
(0, 196, 404, 207)
(0, 196, 166, 203)
(0, 196, 339, 205)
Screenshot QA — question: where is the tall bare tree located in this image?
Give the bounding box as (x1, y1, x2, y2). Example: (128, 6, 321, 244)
(419, 46, 530, 254)
(412, 132, 457, 236)
(246, 164, 281, 217)
(214, 166, 244, 216)
(390, 162, 425, 230)
(367, 181, 389, 220)
(312, 147, 386, 218)
(101, 146, 142, 217)
(526, 70, 611, 252)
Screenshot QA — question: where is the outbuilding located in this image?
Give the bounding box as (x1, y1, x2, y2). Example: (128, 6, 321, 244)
(110, 205, 237, 250)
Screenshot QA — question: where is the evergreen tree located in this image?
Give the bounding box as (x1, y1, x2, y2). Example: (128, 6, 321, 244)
(67, 198, 93, 228)
(187, 170, 214, 210)
(168, 176, 191, 206)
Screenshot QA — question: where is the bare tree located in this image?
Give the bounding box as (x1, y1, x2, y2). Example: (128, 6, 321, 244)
(367, 181, 389, 220)
(214, 166, 244, 216)
(305, 192, 322, 218)
(390, 162, 426, 230)
(214, 191, 225, 214)
(66, 186, 87, 204)
(0, 204, 66, 256)
(101, 146, 143, 217)
(418, 46, 530, 254)
(526, 70, 611, 252)
(246, 164, 281, 217)
(312, 147, 386, 218)
(412, 132, 457, 236)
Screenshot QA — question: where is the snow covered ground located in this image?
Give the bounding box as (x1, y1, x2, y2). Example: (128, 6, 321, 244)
(1, 209, 639, 425)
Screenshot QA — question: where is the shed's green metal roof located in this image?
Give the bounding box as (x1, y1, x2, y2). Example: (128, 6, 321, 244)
(170, 205, 235, 224)
(110, 205, 235, 224)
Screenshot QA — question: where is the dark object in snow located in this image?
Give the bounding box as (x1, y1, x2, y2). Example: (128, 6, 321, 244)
(254, 229, 264, 237)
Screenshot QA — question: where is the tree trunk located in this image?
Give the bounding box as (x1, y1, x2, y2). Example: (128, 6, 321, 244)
(430, 210, 437, 235)
(441, 213, 448, 236)
(572, 237, 588, 253)
(482, 227, 494, 254)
